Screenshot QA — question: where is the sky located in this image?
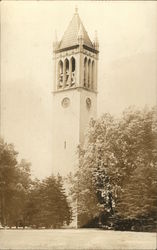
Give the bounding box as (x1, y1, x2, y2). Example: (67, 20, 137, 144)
(1, 1, 157, 179)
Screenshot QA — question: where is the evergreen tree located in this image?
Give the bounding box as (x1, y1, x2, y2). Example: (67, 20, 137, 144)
(26, 175, 72, 228)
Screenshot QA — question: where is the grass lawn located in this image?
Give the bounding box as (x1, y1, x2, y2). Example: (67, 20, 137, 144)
(0, 229, 156, 250)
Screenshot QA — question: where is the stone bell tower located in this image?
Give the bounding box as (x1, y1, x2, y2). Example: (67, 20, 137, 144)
(52, 8, 99, 176)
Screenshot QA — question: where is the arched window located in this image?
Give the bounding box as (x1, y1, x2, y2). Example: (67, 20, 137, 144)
(58, 60, 63, 88)
(88, 59, 91, 88)
(84, 57, 88, 87)
(71, 57, 75, 72)
(92, 60, 95, 89)
(65, 58, 69, 86)
(71, 57, 76, 86)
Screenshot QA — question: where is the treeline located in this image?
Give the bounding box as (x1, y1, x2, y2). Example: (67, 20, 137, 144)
(69, 106, 157, 231)
(0, 140, 72, 228)
(1, 106, 156, 231)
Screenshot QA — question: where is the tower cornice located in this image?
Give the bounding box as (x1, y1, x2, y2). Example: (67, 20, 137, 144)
(52, 86, 98, 95)
(83, 45, 99, 54)
(54, 44, 99, 55)
(54, 45, 79, 53)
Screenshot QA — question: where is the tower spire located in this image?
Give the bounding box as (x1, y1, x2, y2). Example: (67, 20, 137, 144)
(58, 6, 94, 49)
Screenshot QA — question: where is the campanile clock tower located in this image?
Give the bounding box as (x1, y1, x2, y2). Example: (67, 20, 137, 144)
(52, 8, 99, 175)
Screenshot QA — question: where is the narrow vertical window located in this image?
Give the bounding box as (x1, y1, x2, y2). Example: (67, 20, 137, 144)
(64, 141, 66, 149)
(71, 57, 76, 86)
(65, 58, 69, 87)
(58, 60, 63, 89)
(84, 57, 87, 87)
(92, 60, 95, 89)
(88, 59, 91, 88)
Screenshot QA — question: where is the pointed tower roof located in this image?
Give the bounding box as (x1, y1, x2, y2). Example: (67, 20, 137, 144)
(58, 8, 93, 50)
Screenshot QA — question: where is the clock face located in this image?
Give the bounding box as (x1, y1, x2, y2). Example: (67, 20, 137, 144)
(61, 97, 70, 108)
(86, 98, 91, 109)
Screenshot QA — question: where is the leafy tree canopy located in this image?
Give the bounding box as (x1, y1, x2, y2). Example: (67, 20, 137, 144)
(0, 139, 72, 228)
(69, 106, 157, 228)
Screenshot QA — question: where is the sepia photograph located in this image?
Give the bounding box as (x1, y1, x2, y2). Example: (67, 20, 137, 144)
(0, 1, 157, 249)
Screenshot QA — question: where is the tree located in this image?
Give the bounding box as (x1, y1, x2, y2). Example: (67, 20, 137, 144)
(9, 159, 32, 228)
(0, 138, 72, 228)
(26, 175, 72, 228)
(70, 106, 157, 229)
(24, 178, 43, 228)
(69, 114, 119, 227)
(0, 139, 18, 226)
(116, 107, 157, 224)
(0, 138, 32, 227)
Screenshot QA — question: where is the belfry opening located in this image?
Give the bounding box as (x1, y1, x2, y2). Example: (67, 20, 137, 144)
(57, 57, 76, 89)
